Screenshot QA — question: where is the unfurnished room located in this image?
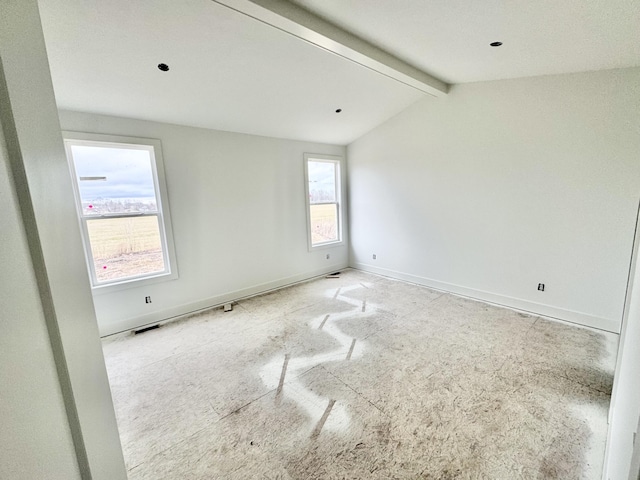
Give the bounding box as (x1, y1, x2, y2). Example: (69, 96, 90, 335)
(1, 1, 639, 479)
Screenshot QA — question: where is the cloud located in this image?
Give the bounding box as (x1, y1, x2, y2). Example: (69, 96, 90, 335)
(72, 145, 157, 201)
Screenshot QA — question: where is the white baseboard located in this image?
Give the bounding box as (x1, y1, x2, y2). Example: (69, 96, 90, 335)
(351, 262, 620, 334)
(100, 263, 348, 337)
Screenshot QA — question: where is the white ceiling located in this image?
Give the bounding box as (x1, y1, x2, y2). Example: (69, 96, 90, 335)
(38, 0, 424, 145)
(38, 0, 640, 145)
(291, 0, 640, 84)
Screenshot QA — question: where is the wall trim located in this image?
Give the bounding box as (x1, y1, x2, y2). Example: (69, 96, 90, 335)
(101, 263, 348, 337)
(352, 262, 620, 334)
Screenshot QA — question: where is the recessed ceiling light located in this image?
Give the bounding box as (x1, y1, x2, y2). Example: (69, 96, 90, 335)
(335, 108, 342, 113)
(490, 41, 503, 47)
(157, 63, 170, 72)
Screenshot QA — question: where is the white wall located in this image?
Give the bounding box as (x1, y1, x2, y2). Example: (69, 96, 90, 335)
(1, 1, 127, 478)
(58, 111, 348, 336)
(604, 206, 640, 479)
(0, 104, 80, 480)
(348, 68, 640, 333)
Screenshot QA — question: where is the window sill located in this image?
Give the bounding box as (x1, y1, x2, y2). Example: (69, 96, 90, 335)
(309, 240, 345, 251)
(90, 270, 178, 296)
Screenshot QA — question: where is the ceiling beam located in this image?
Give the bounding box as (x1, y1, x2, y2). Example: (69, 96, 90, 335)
(212, 0, 449, 97)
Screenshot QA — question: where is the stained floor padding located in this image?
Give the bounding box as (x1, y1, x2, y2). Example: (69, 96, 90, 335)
(102, 269, 617, 479)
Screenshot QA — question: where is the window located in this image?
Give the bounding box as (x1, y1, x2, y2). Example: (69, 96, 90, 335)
(64, 133, 177, 289)
(304, 154, 343, 248)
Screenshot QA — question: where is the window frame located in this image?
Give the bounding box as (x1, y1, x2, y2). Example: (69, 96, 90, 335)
(63, 131, 178, 293)
(304, 153, 344, 250)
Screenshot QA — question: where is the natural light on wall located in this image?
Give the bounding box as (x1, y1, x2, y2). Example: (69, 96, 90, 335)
(305, 154, 342, 248)
(64, 133, 177, 288)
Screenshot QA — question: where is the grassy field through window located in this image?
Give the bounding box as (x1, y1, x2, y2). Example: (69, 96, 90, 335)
(86, 216, 165, 282)
(310, 203, 338, 244)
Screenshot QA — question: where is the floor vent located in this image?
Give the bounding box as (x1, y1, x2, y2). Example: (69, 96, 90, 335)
(134, 324, 160, 335)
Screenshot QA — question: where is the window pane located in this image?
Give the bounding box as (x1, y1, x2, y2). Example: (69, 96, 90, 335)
(308, 161, 336, 203)
(86, 216, 165, 283)
(310, 203, 338, 245)
(71, 145, 158, 216)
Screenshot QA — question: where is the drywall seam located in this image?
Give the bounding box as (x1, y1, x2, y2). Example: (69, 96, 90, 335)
(351, 262, 619, 334)
(101, 262, 348, 337)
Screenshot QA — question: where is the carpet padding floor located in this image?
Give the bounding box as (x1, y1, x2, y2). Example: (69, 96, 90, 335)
(102, 269, 617, 479)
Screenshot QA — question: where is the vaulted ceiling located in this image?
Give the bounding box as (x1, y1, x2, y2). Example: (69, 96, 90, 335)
(38, 0, 640, 145)
(291, 0, 640, 84)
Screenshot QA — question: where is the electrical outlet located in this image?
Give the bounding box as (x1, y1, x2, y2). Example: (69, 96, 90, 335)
(326, 253, 330, 260)
(372, 254, 377, 260)
(145, 296, 152, 303)
(537, 283, 545, 292)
